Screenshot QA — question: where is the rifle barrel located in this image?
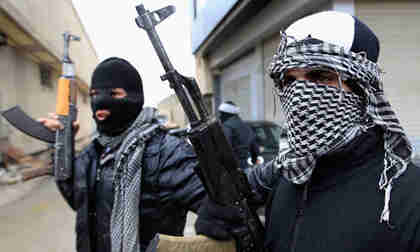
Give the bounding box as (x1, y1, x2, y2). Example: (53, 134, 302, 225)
(135, 4, 199, 124)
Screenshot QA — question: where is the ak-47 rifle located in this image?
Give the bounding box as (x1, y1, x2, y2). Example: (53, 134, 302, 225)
(2, 32, 80, 181)
(135, 4, 265, 252)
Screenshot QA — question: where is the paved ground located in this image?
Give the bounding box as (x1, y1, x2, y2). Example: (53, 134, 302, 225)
(0, 177, 197, 252)
(0, 177, 76, 252)
(0, 175, 49, 207)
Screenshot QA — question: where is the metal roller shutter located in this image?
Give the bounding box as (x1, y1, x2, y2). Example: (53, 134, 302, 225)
(263, 33, 283, 123)
(219, 52, 255, 120)
(355, 0, 420, 138)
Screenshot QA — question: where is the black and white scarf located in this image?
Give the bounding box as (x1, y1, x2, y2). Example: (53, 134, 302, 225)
(276, 80, 365, 184)
(269, 32, 412, 224)
(97, 107, 161, 252)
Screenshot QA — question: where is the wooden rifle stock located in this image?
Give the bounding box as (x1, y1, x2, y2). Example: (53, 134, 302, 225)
(1, 32, 80, 182)
(53, 32, 79, 181)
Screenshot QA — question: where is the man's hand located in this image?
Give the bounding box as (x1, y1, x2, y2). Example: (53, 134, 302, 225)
(37, 113, 80, 136)
(195, 196, 246, 241)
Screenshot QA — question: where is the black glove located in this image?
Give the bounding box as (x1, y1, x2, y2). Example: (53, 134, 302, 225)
(195, 196, 246, 240)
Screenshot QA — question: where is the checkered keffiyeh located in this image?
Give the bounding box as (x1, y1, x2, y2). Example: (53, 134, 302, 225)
(269, 31, 413, 224)
(276, 80, 365, 184)
(109, 108, 160, 252)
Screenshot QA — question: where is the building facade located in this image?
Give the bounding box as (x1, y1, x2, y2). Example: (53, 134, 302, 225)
(0, 0, 98, 154)
(172, 0, 420, 142)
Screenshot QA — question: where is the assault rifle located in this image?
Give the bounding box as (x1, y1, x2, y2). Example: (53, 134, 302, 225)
(2, 32, 80, 181)
(135, 4, 265, 252)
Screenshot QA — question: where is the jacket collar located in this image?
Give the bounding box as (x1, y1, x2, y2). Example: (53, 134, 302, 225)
(309, 126, 385, 191)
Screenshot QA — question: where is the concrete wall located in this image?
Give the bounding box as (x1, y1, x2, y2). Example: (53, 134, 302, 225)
(206, 0, 329, 70)
(0, 0, 98, 85)
(355, 0, 420, 138)
(211, 0, 331, 124)
(157, 94, 187, 128)
(263, 34, 284, 123)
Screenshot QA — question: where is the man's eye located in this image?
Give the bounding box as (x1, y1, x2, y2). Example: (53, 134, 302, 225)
(307, 70, 337, 83)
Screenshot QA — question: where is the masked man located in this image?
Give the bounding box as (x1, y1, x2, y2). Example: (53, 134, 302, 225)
(218, 101, 260, 169)
(39, 57, 205, 252)
(195, 11, 420, 251)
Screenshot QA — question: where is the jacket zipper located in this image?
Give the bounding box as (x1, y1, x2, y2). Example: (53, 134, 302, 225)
(290, 182, 309, 252)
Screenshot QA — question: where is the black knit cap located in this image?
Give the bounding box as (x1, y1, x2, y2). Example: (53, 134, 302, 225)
(91, 57, 144, 107)
(285, 11, 380, 63)
(351, 17, 380, 63)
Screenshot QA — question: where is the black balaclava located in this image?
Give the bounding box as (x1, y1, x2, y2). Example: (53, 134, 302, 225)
(90, 57, 144, 136)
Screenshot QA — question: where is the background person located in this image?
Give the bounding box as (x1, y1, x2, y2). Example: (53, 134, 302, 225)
(218, 101, 260, 169)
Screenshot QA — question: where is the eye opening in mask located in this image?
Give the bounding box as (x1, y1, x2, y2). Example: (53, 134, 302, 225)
(89, 89, 98, 98)
(110, 88, 127, 99)
(89, 88, 127, 99)
(275, 67, 346, 91)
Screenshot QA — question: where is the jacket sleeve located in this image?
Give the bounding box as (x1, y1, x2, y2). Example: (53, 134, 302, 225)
(249, 133, 260, 164)
(412, 211, 420, 252)
(158, 134, 206, 213)
(222, 124, 234, 147)
(55, 146, 92, 211)
(245, 160, 280, 205)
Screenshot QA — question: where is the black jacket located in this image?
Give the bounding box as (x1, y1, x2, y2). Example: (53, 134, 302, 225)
(221, 115, 259, 168)
(56, 129, 205, 252)
(259, 127, 420, 251)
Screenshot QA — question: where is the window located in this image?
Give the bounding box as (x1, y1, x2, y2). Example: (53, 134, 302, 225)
(0, 32, 7, 47)
(39, 65, 52, 88)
